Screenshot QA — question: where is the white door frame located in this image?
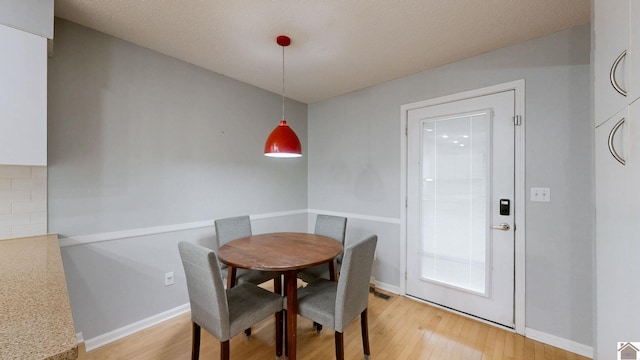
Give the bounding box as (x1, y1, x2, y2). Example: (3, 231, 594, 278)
(399, 80, 526, 334)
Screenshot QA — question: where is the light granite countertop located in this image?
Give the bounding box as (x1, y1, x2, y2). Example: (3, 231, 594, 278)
(0, 234, 78, 360)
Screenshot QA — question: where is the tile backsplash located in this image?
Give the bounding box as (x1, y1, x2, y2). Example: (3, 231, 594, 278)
(0, 165, 47, 240)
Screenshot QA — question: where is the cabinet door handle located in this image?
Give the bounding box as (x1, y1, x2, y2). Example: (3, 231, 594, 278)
(610, 50, 628, 97)
(608, 118, 626, 165)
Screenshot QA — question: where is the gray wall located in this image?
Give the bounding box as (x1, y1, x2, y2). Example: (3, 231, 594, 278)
(48, 18, 593, 347)
(48, 19, 308, 340)
(308, 25, 593, 346)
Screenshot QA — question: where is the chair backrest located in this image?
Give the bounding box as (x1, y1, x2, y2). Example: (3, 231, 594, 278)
(178, 241, 230, 340)
(314, 214, 347, 261)
(215, 215, 252, 248)
(334, 234, 377, 331)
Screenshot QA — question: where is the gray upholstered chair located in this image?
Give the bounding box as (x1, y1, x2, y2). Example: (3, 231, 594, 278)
(215, 215, 282, 337)
(297, 214, 347, 283)
(178, 241, 283, 360)
(288, 234, 377, 360)
(215, 216, 281, 289)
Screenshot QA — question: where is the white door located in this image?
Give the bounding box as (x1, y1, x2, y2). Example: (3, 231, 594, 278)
(406, 90, 515, 328)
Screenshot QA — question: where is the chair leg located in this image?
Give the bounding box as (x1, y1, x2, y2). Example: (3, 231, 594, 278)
(220, 340, 230, 360)
(361, 308, 371, 357)
(220, 340, 229, 360)
(283, 310, 288, 357)
(276, 310, 283, 358)
(274, 275, 282, 295)
(314, 321, 323, 333)
(282, 281, 288, 358)
(192, 322, 201, 360)
(334, 331, 345, 360)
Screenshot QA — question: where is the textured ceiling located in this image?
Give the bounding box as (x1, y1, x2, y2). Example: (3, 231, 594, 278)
(54, 1, 590, 104)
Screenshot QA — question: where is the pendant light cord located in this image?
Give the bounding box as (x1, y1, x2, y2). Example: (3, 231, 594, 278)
(281, 44, 286, 121)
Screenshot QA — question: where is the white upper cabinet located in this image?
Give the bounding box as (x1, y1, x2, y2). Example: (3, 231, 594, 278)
(0, 24, 47, 166)
(593, 0, 629, 126)
(629, 0, 640, 103)
(0, 0, 53, 39)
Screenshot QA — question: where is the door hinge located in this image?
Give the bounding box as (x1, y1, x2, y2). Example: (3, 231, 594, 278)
(513, 115, 522, 126)
(405, 127, 408, 136)
(405, 197, 408, 208)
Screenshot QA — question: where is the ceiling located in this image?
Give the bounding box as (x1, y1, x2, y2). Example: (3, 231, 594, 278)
(53, 1, 590, 104)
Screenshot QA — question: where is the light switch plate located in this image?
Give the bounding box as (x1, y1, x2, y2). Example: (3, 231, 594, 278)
(164, 272, 174, 286)
(530, 187, 550, 202)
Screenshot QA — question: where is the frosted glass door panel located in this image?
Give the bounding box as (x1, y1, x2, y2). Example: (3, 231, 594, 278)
(421, 112, 490, 294)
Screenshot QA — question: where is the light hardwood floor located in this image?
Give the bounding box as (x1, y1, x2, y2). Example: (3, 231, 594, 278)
(78, 289, 590, 360)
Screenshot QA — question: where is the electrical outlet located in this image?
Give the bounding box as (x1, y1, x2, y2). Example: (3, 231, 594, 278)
(164, 272, 174, 286)
(530, 187, 551, 202)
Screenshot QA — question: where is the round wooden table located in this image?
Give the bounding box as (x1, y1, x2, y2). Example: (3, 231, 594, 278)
(218, 232, 343, 360)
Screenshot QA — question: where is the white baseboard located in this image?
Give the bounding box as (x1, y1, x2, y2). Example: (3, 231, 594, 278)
(83, 303, 190, 352)
(373, 280, 400, 295)
(525, 327, 593, 359)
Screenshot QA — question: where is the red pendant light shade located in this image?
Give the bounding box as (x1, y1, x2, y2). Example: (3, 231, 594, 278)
(264, 35, 302, 158)
(264, 120, 302, 157)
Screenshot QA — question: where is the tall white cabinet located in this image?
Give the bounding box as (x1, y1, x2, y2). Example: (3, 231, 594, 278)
(0, 24, 47, 166)
(0, 0, 53, 166)
(593, 1, 640, 359)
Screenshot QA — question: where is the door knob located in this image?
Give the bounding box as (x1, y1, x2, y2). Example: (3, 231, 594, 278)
(491, 223, 510, 231)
